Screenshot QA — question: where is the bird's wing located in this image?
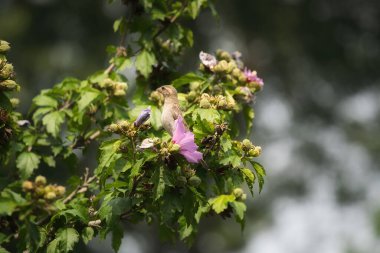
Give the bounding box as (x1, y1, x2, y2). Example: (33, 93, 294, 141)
(171, 104, 182, 120)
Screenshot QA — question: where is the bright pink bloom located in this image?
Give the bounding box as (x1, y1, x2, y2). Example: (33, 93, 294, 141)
(172, 117, 203, 163)
(244, 68, 264, 88)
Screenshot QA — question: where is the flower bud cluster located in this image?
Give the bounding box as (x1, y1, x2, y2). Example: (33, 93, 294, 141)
(0, 41, 20, 92)
(176, 167, 201, 187)
(22, 175, 66, 201)
(238, 139, 262, 157)
(199, 93, 236, 110)
(149, 90, 164, 106)
(232, 187, 247, 201)
(98, 78, 128, 97)
(108, 119, 148, 138)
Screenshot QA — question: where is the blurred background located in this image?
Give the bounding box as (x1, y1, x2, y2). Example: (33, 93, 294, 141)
(1, 0, 380, 252)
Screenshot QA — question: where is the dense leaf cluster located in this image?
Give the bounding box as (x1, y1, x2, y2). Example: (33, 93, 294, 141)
(0, 0, 265, 252)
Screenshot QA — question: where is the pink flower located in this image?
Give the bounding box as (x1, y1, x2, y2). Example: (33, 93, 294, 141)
(172, 117, 203, 163)
(244, 68, 264, 88)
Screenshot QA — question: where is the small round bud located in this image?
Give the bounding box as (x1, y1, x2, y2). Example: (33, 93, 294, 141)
(217, 99, 227, 108)
(170, 143, 180, 152)
(214, 60, 228, 73)
(227, 61, 237, 73)
(44, 185, 55, 193)
(35, 187, 45, 196)
(44, 191, 56, 200)
(113, 89, 126, 96)
(189, 81, 201, 91)
(241, 193, 247, 201)
(216, 50, 232, 61)
(55, 186, 66, 196)
(188, 176, 201, 187)
(10, 98, 19, 107)
(0, 41, 10, 53)
(22, 181, 34, 191)
(0, 80, 19, 91)
(233, 188, 244, 198)
(35, 175, 47, 186)
(160, 147, 169, 156)
(238, 74, 247, 83)
(176, 176, 187, 186)
(199, 98, 211, 109)
(0, 63, 14, 79)
(232, 68, 241, 78)
(108, 123, 119, 132)
(119, 120, 130, 130)
(242, 139, 253, 150)
(187, 91, 197, 101)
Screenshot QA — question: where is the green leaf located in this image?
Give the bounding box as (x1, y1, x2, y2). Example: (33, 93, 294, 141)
(135, 50, 157, 78)
(230, 201, 246, 221)
(220, 152, 241, 168)
(33, 95, 58, 108)
(178, 216, 193, 240)
(0, 197, 17, 216)
(188, 0, 206, 19)
(42, 111, 65, 137)
(47, 238, 60, 253)
(240, 168, 255, 195)
(112, 223, 123, 252)
(192, 108, 220, 123)
(43, 156, 56, 167)
(0, 246, 10, 253)
(251, 161, 266, 193)
(81, 227, 94, 245)
(243, 105, 255, 135)
(16, 152, 41, 179)
(150, 105, 162, 130)
(172, 73, 205, 88)
(77, 89, 100, 111)
(152, 167, 165, 200)
(95, 139, 122, 175)
(208, 194, 235, 214)
(57, 228, 79, 252)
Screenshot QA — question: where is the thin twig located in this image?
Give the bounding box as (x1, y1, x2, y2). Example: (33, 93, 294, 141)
(62, 168, 97, 204)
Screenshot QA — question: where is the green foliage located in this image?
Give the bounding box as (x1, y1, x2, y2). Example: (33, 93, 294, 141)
(0, 0, 266, 252)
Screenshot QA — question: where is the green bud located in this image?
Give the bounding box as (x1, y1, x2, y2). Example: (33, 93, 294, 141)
(232, 68, 241, 78)
(22, 181, 34, 191)
(35, 175, 47, 186)
(199, 98, 211, 109)
(55, 186, 66, 196)
(214, 60, 229, 73)
(217, 98, 227, 108)
(44, 191, 56, 200)
(241, 193, 247, 201)
(113, 89, 126, 96)
(176, 176, 187, 186)
(108, 123, 119, 132)
(170, 143, 180, 152)
(0, 41, 10, 53)
(188, 175, 201, 187)
(238, 73, 247, 83)
(35, 187, 45, 196)
(119, 120, 130, 130)
(10, 98, 19, 107)
(199, 63, 206, 71)
(0, 63, 14, 79)
(233, 188, 244, 198)
(0, 79, 19, 91)
(227, 61, 237, 73)
(187, 91, 197, 101)
(216, 50, 232, 61)
(242, 139, 252, 149)
(189, 81, 201, 91)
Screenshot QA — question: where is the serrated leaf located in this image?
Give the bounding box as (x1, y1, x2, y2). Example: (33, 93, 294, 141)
(152, 167, 165, 200)
(57, 228, 79, 252)
(178, 216, 193, 240)
(0, 246, 10, 253)
(220, 152, 241, 168)
(16, 152, 41, 179)
(172, 73, 205, 88)
(230, 201, 246, 221)
(42, 111, 65, 137)
(192, 108, 220, 123)
(135, 50, 157, 78)
(33, 95, 58, 108)
(82, 227, 94, 245)
(112, 223, 123, 252)
(77, 89, 100, 111)
(43, 156, 56, 167)
(46, 238, 60, 253)
(251, 161, 266, 193)
(208, 194, 235, 214)
(96, 139, 122, 175)
(240, 168, 255, 195)
(150, 105, 162, 130)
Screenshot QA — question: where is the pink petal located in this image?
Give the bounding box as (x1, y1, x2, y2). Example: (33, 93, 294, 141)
(178, 132, 198, 151)
(172, 117, 186, 143)
(180, 150, 203, 163)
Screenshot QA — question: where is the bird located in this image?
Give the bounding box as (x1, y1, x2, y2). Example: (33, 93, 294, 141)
(156, 85, 183, 135)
